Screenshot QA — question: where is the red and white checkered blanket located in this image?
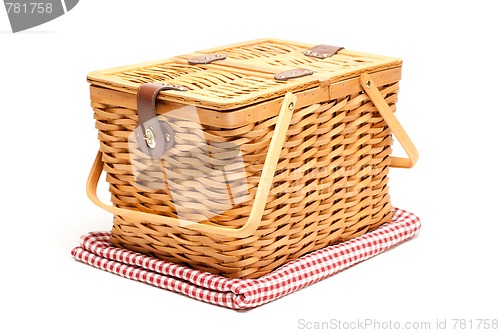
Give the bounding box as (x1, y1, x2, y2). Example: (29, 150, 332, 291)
(71, 208, 420, 310)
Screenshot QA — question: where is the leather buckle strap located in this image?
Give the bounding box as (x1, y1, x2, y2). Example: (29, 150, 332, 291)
(134, 83, 188, 158)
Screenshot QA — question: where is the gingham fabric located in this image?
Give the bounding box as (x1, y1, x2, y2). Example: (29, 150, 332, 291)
(71, 208, 420, 310)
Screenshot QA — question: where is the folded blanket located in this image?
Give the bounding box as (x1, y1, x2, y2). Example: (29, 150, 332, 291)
(71, 207, 420, 310)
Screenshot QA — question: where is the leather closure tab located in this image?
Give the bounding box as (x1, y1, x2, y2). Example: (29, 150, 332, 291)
(188, 54, 227, 65)
(274, 68, 314, 81)
(134, 83, 187, 158)
(303, 44, 344, 59)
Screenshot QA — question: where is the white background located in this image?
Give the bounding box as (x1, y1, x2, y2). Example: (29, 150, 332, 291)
(1, 1, 499, 332)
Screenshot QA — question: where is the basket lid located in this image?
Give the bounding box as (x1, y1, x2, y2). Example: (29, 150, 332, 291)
(87, 38, 402, 111)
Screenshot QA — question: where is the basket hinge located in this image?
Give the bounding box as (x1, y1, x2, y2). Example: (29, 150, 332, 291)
(188, 53, 227, 64)
(274, 68, 314, 81)
(303, 44, 344, 59)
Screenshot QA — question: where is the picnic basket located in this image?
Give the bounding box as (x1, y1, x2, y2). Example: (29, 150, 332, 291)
(86, 39, 418, 279)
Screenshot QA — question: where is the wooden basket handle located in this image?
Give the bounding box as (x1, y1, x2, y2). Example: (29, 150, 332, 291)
(86, 93, 298, 238)
(360, 73, 419, 168)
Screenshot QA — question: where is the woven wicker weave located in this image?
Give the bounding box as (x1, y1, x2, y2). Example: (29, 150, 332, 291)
(87, 39, 417, 278)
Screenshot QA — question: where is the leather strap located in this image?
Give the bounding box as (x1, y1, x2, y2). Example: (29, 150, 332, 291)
(303, 44, 344, 59)
(274, 68, 314, 81)
(134, 83, 186, 158)
(188, 54, 226, 64)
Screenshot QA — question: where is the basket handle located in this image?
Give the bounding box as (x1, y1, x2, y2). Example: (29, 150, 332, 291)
(87, 93, 298, 238)
(360, 73, 419, 168)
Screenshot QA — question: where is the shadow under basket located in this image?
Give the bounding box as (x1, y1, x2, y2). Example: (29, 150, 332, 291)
(86, 39, 418, 279)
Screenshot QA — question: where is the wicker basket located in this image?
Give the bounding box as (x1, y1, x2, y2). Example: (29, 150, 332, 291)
(86, 39, 418, 279)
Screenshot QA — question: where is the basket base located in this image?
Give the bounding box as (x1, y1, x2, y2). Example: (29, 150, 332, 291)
(71, 208, 420, 310)
(108, 206, 393, 279)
